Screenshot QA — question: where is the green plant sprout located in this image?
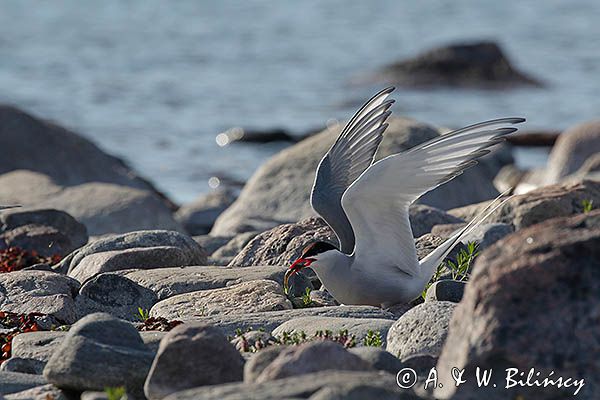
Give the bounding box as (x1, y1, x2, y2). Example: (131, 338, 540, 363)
(104, 386, 127, 400)
(302, 287, 313, 307)
(582, 199, 594, 213)
(136, 307, 150, 322)
(362, 330, 383, 347)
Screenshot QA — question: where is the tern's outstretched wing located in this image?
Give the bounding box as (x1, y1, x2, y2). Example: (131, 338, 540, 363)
(341, 117, 525, 275)
(311, 87, 395, 254)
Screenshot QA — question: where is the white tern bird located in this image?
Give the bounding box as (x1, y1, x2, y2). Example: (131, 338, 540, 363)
(283, 87, 524, 307)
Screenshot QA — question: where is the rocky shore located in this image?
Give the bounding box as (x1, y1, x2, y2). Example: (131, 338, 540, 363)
(0, 106, 598, 400)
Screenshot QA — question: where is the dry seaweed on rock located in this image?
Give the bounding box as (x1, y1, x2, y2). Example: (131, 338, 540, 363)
(0, 246, 61, 273)
(136, 316, 183, 332)
(0, 311, 45, 364)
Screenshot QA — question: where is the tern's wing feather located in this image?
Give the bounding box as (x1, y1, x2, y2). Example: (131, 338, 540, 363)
(341, 117, 525, 275)
(311, 87, 395, 254)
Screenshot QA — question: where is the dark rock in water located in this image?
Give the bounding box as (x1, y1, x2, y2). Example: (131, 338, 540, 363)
(0, 207, 87, 257)
(435, 210, 600, 400)
(175, 188, 237, 235)
(376, 41, 542, 88)
(253, 341, 372, 384)
(162, 371, 415, 400)
(228, 217, 337, 267)
(0, 170, 183, 236)
(43, 313, 154, 394)
(506, 130, 559, 147)
(0, 271, 79, 324)
(75, 273, 158, 321)
(55, 230, 207, 282)
(386, 301, 455, 361)
(409, 204, 464, 237)
(0, 105, 166, 194)
(424, 280, 466, 303)
(449, 179, 600, 230)
(544, 120, 600, 184)
(211, 117, 512, 236)
(0, 371, 47, 395)
(144, 323, 245, 400)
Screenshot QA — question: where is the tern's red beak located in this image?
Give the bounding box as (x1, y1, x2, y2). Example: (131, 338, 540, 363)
(284, 257, 315, 294)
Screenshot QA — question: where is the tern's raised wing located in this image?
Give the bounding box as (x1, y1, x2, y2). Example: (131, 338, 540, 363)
(311, 87, 395, 254)
(341, 117, 525, 275)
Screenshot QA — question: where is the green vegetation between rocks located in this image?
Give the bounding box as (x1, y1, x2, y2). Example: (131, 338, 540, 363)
(422, 241, 479, 300)
(104, 386, 128, 400)
(582, 199, 594, 213)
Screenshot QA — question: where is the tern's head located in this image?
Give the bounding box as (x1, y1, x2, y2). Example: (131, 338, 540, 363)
(283, 241, 337, 292)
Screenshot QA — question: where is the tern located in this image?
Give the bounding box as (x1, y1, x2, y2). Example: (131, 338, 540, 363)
(283, 87, 524, 307)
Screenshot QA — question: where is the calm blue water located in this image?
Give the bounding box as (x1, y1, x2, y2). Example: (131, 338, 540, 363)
(1, 1, 599, 202)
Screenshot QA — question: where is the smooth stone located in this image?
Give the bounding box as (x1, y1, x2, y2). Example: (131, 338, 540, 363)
(0, 271, 79, 324)
(149, 279, 292, 319)
(43, 313, 154, 394)
(56, 229, 207, 281)
(436, 210, 600, 400)
(243, 345, 287, 383)
(175, 188, 237, 236)
(545, 120, 600, 184)
(162, 371, 416, 400)
(0, 371, 47, 395)
(74, 273, 158, 321)
(116, 265, 299, 300)
(192, 235, 233, 255)
(144, 323, 245, 400)
(272, 317, 393, 347)
(210, 231, 259, 263)
(425, 280, 466, 303)
(0, 208, 88, 257)
(409, 204, 464, 237)
(177, 306, 396, 337)
(254, 341, 372, 383)
(0, 358, 46, 375)
(386, 301, 456, 361)
(449, 179, 600, 230)
(348, 347, 405, 374)
(4, 384, 66, 400)
(228, 217, 337, 267)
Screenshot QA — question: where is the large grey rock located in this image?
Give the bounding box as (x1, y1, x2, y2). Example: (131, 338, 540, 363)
(375, 41, 541, 88)
(150, 279, 292, 320)
(449, 179, 600, 230)
(75, 273, 158, 321)
(424, 280, 466, 303)
(272, 317, 393, 347)
(0, 371, 47, 395)
(192, 235, 233, 255)
(545, 120, 600, 184)
(0, 271, 79, 324)
(115, 265, 297, 300)
(211, 231, 259, 263)
(435, 210, 600, 400)
(162, 371, 416, 400)
(43, 313, 154, 394)
(144, 323, 245, 400)
(179, 306, 396, 337)
(228, 217, 337, 267)
(253, 341, 372, 383)
(409, 204, 464, 237)
(55, 230, 207, 282)
(0, 171, 181, 237)
(386, 301, 456, 360)
(0, 105, 163, 191)
(243, 346, 287, 383)
(212, 117, 509, 235)
(348, 347, 405, 374)
(175, 189, 237, 235)
(0, 208, 87, 257)
(4, 384, 67, 400)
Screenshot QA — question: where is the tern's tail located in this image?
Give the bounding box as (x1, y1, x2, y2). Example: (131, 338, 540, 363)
(418, 190, 512, 280)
